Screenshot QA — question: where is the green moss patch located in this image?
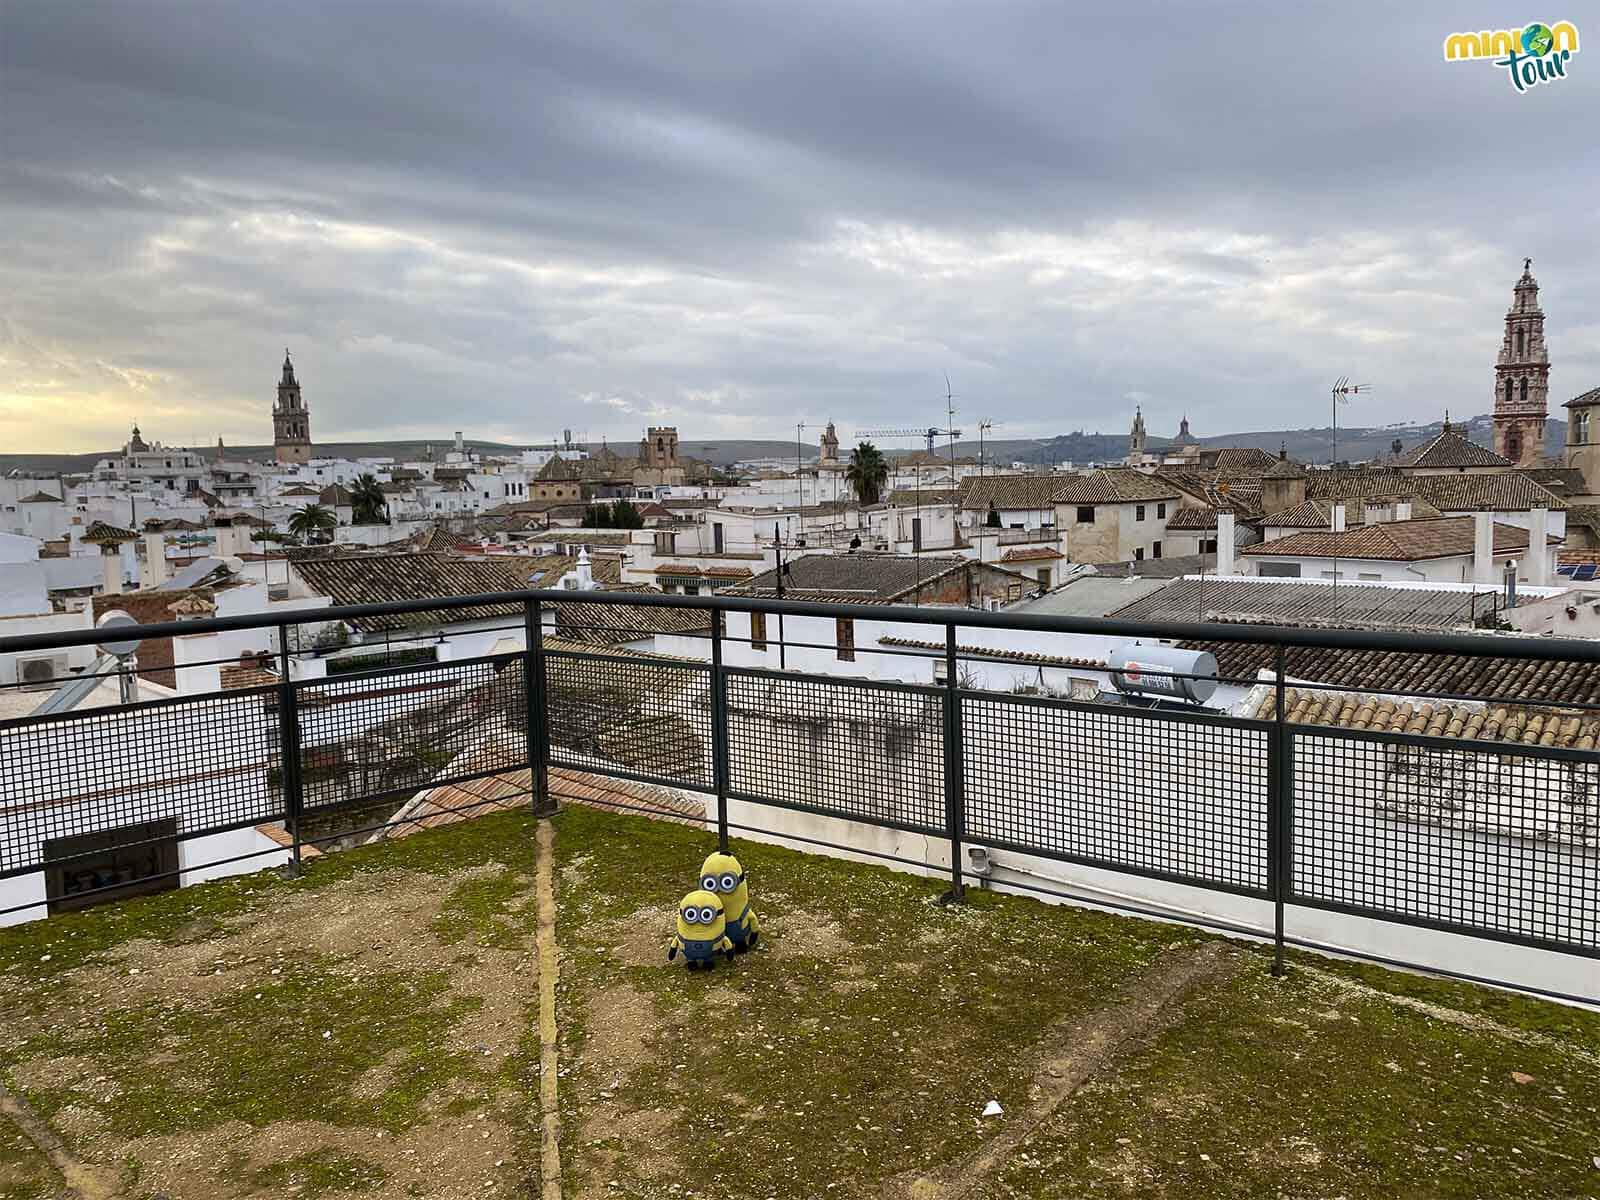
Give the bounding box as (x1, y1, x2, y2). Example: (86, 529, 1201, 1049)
(247, 1146, 388, 1196)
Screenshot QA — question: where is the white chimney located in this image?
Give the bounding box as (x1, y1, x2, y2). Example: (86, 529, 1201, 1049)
(141, 531, 168, 588)
(1473, 511, 1495, 583)
(576, 545, 594, 590)
(1331, 503, 1347, 533)
(455, 430, 465, 455)
(1396, 498, 1412, 522)
(100, 546, 123, 595)
(1216, 511, 1236, 576)
(1528, 507, 1550, 586)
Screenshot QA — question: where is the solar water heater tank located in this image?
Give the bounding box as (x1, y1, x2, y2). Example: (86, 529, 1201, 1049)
(1107, 644, 1218, 706)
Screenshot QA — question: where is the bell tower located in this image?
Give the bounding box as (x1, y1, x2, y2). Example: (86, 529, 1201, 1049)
(273, 350, 313, 464)
(1492, 260, 1549, 467)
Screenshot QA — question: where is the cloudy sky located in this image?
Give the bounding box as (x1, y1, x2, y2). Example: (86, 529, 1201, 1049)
(2, 2, 1596, 453)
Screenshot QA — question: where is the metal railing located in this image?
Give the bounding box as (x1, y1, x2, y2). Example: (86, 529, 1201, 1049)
(0, 587, 1595, 1001)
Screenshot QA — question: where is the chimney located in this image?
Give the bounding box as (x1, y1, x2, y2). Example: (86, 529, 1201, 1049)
(100, 545, 123, 595)
(455, 430, 465, 455)
(1396, 498, 1412, 522)
(576, 545, 594, 590)
(1473, 511, 1495, 583)
(1528, 507, 1550, 585)
(1217, 511, 1236, 576)
(1332, 503, 1346, 533)
(141, 530, 168, 588)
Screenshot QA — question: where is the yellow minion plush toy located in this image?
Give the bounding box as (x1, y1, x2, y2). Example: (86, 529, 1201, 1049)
(667, 889, 735, 970)
(699, 852, 760, 952)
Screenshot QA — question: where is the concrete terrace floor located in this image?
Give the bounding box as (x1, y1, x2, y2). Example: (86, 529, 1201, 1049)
(0, 804, 1595, 1199)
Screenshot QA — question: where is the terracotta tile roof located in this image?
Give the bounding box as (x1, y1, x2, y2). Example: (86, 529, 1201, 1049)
(957, 474, 1070, 512)
(1561, 385, 1600, 410)
(1308, 469, 1565, 512)
(387, 766, 705, 837)
(1001, 546, 1064, 562)
(1049, 469, 1180, 506)
(1191, 638, 1600, 705)
(1111, 577, 1500, 628)
(1163, 506, 1221, 530)
(1207, 447, 1279, 471)
(1563, 506, 1600, 540)
(1264, 498, 1443, 529)
(1241, 516, 1549, 562)
(1398, 429, 1510, 470)
(319, 484, 354, 505)
(876, 636, 1105, 671)
(1262, 455, 1308, 480)
(1524, 466, 1587, 498)
(220, 664, 278, 690)
(1253, 686, 1600, 751)
(81, 520, 137, 544)
(1154, 469, 1266, 519)
(552, 595, 712, 644)
(289, 552, 532, 632)
(887, 488, 960, 507)
(727, 553, 1022, 604)
(18, 491, 62, 504)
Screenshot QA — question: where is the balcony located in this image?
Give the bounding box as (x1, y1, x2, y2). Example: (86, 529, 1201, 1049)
(0, 589, 1596, 1194)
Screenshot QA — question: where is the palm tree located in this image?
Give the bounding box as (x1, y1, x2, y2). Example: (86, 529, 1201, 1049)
(349, 473, 388, 525)
(288, 503, 337, 544)
(845, 442, 889, 506)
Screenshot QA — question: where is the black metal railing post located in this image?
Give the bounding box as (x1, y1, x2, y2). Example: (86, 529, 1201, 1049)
(942, 621, 966, 902)
(711, 609, 731, 853)
(1268, 643, 1288, 976)
(524, 599, 554, 817)
(276, 623, 304, 877)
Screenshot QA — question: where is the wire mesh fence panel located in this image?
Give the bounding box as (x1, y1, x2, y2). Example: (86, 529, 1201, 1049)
(0, 689, 284, 876)
(290, 656, 528, 811)
(725, 670, 947, 833)
(544, 650, 712, 789)
(1291, 728, 1600, 952)
(962, 695, 1271, 893)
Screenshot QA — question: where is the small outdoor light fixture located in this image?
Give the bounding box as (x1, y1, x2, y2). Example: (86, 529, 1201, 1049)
(966, 845, 993, 880)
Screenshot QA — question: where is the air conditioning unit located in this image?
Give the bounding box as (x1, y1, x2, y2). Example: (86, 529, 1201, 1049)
(16, 654, 68, 691)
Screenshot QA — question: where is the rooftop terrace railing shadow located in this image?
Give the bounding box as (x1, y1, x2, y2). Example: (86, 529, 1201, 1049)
(0, 586, 1595, 1004)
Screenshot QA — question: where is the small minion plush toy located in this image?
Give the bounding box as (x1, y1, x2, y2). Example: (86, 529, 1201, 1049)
(668, 889, 735, 970)
(699, 852, 760, 952)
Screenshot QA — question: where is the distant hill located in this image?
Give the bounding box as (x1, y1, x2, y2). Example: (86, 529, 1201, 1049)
(0, 419, 1564, 476)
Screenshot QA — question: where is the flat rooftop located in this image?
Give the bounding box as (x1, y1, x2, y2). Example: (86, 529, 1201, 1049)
(0, 801, 1595, 1198)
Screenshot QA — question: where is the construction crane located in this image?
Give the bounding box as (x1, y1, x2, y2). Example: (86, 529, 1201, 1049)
(854, 426, 963, 455)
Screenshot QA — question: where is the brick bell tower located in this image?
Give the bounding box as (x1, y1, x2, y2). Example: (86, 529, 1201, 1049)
(273, 349, 313, 464)
(1492, 259, 1550, 468)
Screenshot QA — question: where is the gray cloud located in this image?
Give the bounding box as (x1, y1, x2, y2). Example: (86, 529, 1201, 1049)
(2, 1, 1597, 452)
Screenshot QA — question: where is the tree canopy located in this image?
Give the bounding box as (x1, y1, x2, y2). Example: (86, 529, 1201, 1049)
(845, 441, 889, 506)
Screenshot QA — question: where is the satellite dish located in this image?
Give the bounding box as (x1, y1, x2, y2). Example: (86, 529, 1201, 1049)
(96, 610, 143, 659)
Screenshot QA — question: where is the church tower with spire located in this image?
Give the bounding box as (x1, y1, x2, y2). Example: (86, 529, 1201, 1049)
(1492, 260, 1550, 467)
(273, 350, 313, 464)
(1126, 407, 1148, 464)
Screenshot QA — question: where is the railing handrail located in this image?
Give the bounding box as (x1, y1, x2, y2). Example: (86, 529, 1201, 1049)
(5, 584, 1600, 665)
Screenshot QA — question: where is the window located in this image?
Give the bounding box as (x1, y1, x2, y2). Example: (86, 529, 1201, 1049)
(1157, 502, 1166, 519)
(1505, 378, 1514, 404)
(1133, 547, 1145, 561)
(1520, 378, 1529, 403)
(1319, 569, 1344, 580)
(684, 584, 700, 596)
(44, 818, 178, 914)
(751, 611, 767, 651)
(836, 617, 855, 662)
(1516, 328, 1526, 356)
(1358, 572, 1382, 581)
(1136, 505, 1145, 521)
(1075, 506, 1094, 524)
(1152, 541, 1162, 559)
(1257, 562, 1301, 577)
(1036, 566, 1051, 589)
(1203, 538, 1217, 553)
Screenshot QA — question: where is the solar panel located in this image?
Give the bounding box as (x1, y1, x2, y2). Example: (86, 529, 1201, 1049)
(1575, 564, 1597, 581)
(1557, 564, 1578, 576)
